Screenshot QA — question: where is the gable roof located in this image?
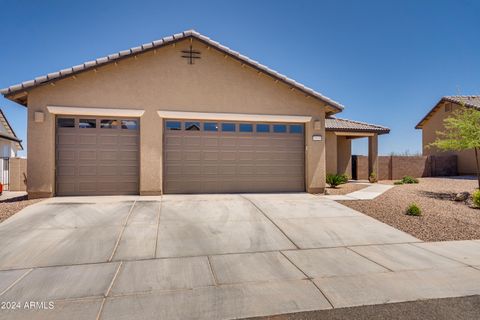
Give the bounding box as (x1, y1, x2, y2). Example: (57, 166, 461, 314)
(415, 95, 480, 129)
(0, 30, 344, 113)
(0, 109, 23, 150)
(325, 117, 390, 134)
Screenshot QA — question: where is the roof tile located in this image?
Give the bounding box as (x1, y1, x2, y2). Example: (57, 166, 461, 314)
(0, 29, 345, 112)
(325, 117, 390, 134)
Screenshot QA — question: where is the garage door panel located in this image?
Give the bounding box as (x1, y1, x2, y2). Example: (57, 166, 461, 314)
(56, 116, 139, 196)
(58, 134, 77, 146)
(79, 135, 97, 145)
(164, 120, 304, 193)
(78, 151, 97, 161)
(184, 152, 202, 161)
(57, 166, 76, 176)
(79, 166, 97, 176)
(57, 150, 76, 161)
(99, 135, 118, 145)
(119, 151, 138, 161)
(119, 135, 138, 146)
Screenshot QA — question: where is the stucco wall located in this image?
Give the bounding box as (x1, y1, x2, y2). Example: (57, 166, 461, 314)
(336, 136, 352, 178)
(422, 102, 476, 174)
(26, 38, 329, 197)
(325, 132, 337, 175)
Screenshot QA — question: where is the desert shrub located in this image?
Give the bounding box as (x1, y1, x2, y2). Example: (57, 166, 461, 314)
(472, 190, 480, 208)
(406, 203, 421, 216)
(402, 176, 419, 184)
(393, 180, 404, 185)
(369, 172, 378, 183)
(326, 174, 348, 188)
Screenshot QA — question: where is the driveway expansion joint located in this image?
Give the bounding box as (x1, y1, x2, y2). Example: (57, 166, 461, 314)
(0, 268, 33, 296)
(240, 195, 300, 250)
(108, 200, 137, 262)
(278, 251, 335, 309)
(346, 246, 395, 272)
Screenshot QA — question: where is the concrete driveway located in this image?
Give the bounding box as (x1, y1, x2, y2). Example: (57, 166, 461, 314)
(1, 194, 480, 320)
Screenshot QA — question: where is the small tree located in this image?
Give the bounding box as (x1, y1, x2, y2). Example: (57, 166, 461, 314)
(429, 107, 480, 189)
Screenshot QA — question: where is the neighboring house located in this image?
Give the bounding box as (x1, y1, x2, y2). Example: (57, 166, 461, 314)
(0, 30, 388, 198)
(0, 109, 23, 188)
(416, 95, 479, 175)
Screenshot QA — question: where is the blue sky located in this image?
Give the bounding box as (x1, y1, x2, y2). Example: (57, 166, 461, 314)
(1, 0, 479, 157)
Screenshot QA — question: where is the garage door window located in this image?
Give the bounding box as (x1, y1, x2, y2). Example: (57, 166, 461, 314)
(58, 118, 75, 128)
(79, 119, 96, 129)
(221, 123, 236, 132)
(101, 119, 119, 129)
(166, 121, 181, 130)
(239, 123, 253, 132)
(185, 122, 201, 131)
(204, 122, 218, 131)
(121, 120, 138, 130)
(256, 124, 270, 133)
(273, 124, 287, 133)
(289, 124, 303, 134)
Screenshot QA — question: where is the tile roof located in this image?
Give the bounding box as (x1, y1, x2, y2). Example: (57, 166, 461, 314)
(415, 95, 480, 129)
(0, 109, 23, 149)
(0, 30, 344, 113)
(325, 117, 390, 134)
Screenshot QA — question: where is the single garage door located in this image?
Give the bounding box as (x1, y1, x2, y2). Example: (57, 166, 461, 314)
(164, 120, 305, 193)
(56, 116, 139, 196)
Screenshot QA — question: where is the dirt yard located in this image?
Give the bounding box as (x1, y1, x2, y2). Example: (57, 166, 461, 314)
(0, 197, 42, 223)
(339, 177, 480, 241)
(325, 183, 368, 195)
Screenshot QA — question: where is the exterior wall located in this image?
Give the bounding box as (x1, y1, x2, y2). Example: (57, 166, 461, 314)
(355, 155, 457, 180)
(26, 38, 329, 197)
(9, 158, 27, 191)
(336, 136, 352, 177)
(352, 155, 369, 180)
(422, 101, 476, 174)
(325, 132, 337, 175)
(391, 156, 430, 180)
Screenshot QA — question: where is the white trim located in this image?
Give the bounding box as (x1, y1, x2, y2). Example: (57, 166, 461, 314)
(47, 106, 145, 117)
(157, 110, 312, 123)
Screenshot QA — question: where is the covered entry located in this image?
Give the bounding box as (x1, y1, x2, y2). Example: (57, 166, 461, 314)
(163, 119, 305, 193)
(55, 116, 140, 196)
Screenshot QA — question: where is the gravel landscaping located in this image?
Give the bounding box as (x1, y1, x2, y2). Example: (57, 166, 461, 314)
(0, 197, 42, 223)
(325, 183, 368, 195)
(338, 177, 480, 241)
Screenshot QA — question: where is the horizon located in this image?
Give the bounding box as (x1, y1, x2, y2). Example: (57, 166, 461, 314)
(1, 0, 479, 157)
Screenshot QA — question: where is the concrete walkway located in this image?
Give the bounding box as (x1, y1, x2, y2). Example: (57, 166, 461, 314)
(322, 183, 394, 200)
(0, 194, 479, 320)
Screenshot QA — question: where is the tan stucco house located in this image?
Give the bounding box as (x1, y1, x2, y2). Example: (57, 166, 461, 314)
(416, 96, 479, 175)
(1, 30, 388, 198)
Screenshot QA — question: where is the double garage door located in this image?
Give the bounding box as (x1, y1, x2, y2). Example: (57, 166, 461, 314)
(164, 120, 305, 193)
(55, 116, 139, 196)
(56, 116, 305, 195)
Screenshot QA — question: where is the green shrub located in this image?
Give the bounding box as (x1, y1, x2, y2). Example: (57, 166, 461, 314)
(472, 190, 480, 208)
(326, 174, 348, 188)
(406, 203, 421, 216)
(369, 172, 378, 183)
(402, 176, 419, 184)
(393, 180, 404, 185)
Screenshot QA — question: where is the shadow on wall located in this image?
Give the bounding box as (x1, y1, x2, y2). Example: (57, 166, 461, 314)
(352, 155, 458, 180)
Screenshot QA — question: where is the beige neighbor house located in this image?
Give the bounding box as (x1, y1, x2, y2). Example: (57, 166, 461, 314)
(416, 95, 480, 175)
(1, 30, 389, 198)
(0, 109, 23, 188)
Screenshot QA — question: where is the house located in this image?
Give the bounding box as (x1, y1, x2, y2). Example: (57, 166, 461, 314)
(416, 96, 479, 175)
(1, 30, 389, 198)
(0, 109, 23, 188)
